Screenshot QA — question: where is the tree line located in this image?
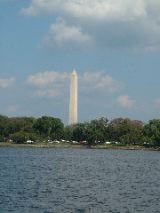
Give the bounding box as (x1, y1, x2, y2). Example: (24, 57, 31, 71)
(0, 115, 160, 146)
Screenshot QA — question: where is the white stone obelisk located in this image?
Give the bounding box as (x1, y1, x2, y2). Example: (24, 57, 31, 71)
(69, 70, 78, 125)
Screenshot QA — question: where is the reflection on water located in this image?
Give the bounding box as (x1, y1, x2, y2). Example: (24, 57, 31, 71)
(0, 148, 160, 213)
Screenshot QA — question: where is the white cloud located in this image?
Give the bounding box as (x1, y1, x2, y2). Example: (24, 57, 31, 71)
(22, 0, 146, 20)
(81, 71, 121, 93)
(27, 71, 68, 87)
(66, 0, 147, 21)
(27, 71, 69, 99)
(22, 0, 160, 51)
(45, 21, 92, 46)
(0, 78, 15, 89)
(21, 0, 61, 16)
(33, 89, 60, 98)
(117, 95, 135, 109)
(27, 70, 121, 100)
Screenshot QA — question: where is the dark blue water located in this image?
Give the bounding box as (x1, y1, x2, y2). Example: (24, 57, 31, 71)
(0, 148, 160, 213)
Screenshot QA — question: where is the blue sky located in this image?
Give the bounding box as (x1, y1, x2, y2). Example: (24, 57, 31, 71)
(1, 0, 160, 124)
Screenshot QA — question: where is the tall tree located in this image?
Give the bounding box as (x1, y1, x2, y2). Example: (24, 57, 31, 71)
(108, 118, 143, 144)
(143, 119, 160, 146)
(33, 116, 64, 140)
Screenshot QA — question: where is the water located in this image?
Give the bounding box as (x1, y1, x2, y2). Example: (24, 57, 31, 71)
(0, 148, 160, 213)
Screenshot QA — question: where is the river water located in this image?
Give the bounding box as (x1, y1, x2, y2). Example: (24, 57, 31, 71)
(0, 148, 160, 213)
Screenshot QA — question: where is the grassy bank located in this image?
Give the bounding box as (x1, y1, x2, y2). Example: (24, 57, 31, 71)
(0, 142, 83, 148)
(0, 142, 160, 151)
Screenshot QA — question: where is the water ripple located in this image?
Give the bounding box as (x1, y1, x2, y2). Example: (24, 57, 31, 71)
(0, 148, 160, 213)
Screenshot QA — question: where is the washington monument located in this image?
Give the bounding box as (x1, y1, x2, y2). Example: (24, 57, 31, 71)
(69, 70, 78, 125)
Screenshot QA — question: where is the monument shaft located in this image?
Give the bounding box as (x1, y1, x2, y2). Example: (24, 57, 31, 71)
(69, 70, 78, 125)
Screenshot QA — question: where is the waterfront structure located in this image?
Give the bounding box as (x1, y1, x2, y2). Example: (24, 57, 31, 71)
(69, 70, 78, 125)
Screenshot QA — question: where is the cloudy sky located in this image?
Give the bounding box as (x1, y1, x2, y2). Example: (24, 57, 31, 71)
(1, 0, 160, 124)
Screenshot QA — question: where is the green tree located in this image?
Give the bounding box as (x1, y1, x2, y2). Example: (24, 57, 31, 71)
(108, 118, 143, 144)
(85, 117, 109, 145)
(33, 116, 64, 140)
(63, 126, 73, 141)
(71, 123, 87, 142)
(50, 117, 64, 140)
(10, 131, 28, 144)
(0, 115, 9, 139)
(10, 131, 39, 144)
(143, 119, 160, 146)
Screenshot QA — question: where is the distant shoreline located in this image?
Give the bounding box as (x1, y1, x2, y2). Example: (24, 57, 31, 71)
(0, 142, 159, 151)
